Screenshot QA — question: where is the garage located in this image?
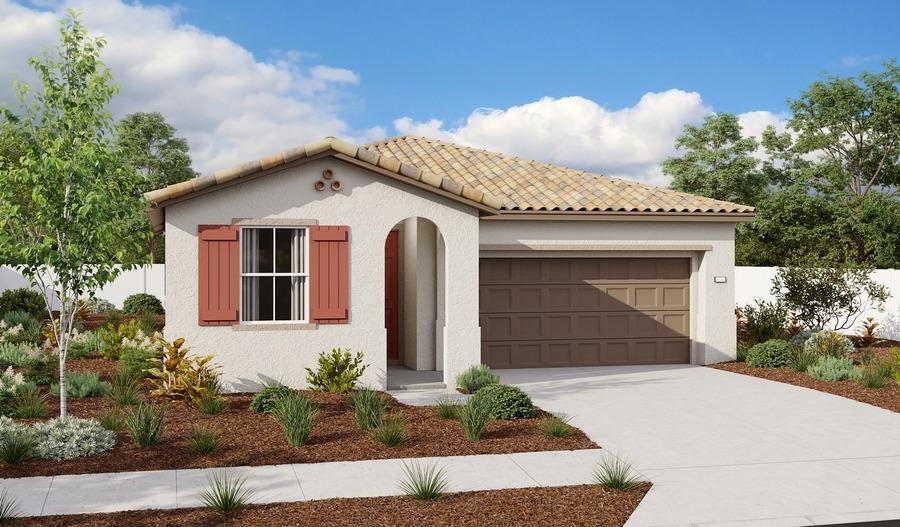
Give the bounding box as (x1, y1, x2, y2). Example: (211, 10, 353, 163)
(480, 257, 691, 368)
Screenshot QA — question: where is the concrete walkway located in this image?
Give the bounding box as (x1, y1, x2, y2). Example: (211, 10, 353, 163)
(397, 365, 900, 526)
(0, 449, 604, 517)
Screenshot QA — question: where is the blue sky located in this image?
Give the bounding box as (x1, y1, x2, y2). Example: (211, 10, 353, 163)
(1, 0, 898, 184)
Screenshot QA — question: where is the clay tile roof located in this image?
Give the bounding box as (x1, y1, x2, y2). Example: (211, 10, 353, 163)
(364, 135, 755, 215)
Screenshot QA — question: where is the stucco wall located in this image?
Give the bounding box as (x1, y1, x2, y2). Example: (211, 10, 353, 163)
(164, 157, 481, 391)
(479, 220, 738, 364)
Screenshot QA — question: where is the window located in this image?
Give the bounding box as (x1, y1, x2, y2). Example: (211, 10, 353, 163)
(240, 227, 308, 322)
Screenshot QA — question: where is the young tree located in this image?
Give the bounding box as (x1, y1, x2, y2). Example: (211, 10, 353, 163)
(663, 113, 769, 206)
(0, 13, 146, 418)
(116, 112, 197, 263)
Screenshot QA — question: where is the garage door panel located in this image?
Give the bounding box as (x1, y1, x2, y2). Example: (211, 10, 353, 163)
(480, 257, 690, 284)
(479, 284, 689, 313)
(480, 311, 689, 340)
(481, 338, 691, 368)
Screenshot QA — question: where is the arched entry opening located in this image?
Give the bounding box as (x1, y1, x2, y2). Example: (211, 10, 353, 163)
(384, 217, 447, 389)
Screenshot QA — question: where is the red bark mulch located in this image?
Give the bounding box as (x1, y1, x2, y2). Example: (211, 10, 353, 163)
(0, 359, 597, 478)
(12, 484, 650, 527)
(709, 349, 899, 413)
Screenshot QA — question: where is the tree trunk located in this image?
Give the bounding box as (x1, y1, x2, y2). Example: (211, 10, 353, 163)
(58, 313, 68, 419)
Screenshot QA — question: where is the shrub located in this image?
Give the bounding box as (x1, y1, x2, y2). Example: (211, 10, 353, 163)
(22, 350, 55, 386)
(804, 331, 855, 358)
(0, 429, 38, 464)
(739, 299, 788, 344)
(107, 372, 142, 406)
(373, 415, 409, 447)
(0, 343, 37, 369)
(455, 364, 499, 393)
(398, 461, 448, 500)
(51, 371, 111, 398)
(790, 348, 818, 373)
(539, 414, 574, 438)
(891, 347, 900, 384)
(433, 394, 462, 420)
(198, 393, 227, 416)
(593, 454, 643, 490)
(124, 402, 168, 447)
(119, 345, 156, 378)
(199, 469, 254, 514)
(735, 342, 751, 363)
(789, 330, 814, 348)
(0, 288, 45, 320)
(86, 297, 115, 314)
(122, 293, 164, 316)
(97, 410, 125, 432)
(9, 385, 47, 419)
(0, 367, 27, 409)
(304, 348, 367, 393)
(1, 312, 42, 346)
(458, 394, 493, 440)
(0, 488, 20, 522)
(350, 388, 389, 430)
(470, 384, 534, 420)
(67, 330, 103, 359)
(855, 317, 882, 348)
(857, 361, 892, 389)
(32, 417, 116, 460)
(249, 382, 297, 414)
(98, 319, 142, 360)
(271, 391, 318, 446)
(745, 339, 793, 368)
(188, 425, 224, 455)
(806, 356, 858, 382)
(146, 337, 220, 408)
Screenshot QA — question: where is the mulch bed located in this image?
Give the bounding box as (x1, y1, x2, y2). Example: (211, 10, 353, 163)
(12, 484, 650, 527)
(709, 349, 899, 413)
(0, 358, 596, 478)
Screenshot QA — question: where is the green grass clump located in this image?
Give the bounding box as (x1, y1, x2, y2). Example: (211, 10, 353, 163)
(539, 414, 574, 438)
(0, 430, 38, 465)
(350, 387, 388, 430)
(398, 461, 448, 500)
(857, 361, 892, 389)
(9, 385, 47, 419)
(458, 394, 493, 440)
(51, 371, 111, 398)
(249, 382, 297, 413)
(593, 455, 643, 490)
(198, 393, 227, 416)
(97, 409, 125, 432)
(433, 394, 462, 419)
(188, 425, 224, 455)
(199, 469, 254, 514)
(124, 402, 168, 446)
(455, 364, 499, 393)
(271, 392, 318, 446)
(373, 415, 408, 447)
(790, 348, 818, 372)
(107, 371, 143, 406)
(0, 488, 20, 522)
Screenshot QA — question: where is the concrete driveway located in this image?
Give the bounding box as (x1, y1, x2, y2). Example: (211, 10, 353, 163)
(394, 365, 900, 526)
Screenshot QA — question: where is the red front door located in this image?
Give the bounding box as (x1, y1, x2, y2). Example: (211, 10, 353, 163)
(385, 230, 399, 360)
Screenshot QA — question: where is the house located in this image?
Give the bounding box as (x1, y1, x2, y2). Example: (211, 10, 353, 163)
(145, 136, 755, 390)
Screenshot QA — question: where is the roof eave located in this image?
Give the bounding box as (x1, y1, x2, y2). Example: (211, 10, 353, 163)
(485, 210, 757, 222)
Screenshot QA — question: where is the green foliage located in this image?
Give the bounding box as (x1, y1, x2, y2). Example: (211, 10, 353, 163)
(188, 424, 224, 455)
(86, 297, 115, 314)
(304, 348, 367, 393)
(107, 371, 142, 406)
(772, 265, 889, 331)
(0, 429, 37, 464)
(98, 319, 142, 360)
(197, 393, 227, 416)
(593, 455, 643, 490)
(455, 364, 500, 393)
(271, 392, 318, 446)
(32, 417, 116, 460)
(199, 469, 254, 514)
(1, 312, 42, 346)
(124, 402, 168, 447)
(807, 356, 858, 382)
(122, 293, 164, 316)
(470, 384, 534, 420)
(9, 385, 47, 419)
(0, 289, 45, 321)
(0, 13, 147, 419)
(51, 371, 111, 398)
(350, 388, 388, 430)
(373, 415, 408, 447)
(433, 394, 463, 420)
(891, 348, 900, 384)
(735, 342, 751, 363)
(539, 414, 574, 438)
(67, 330, 102, 358)
(745, 339, 793, 368)
(790, 348, 819, 373)
(739, 300, 788, 345)
(249, 382, 297, 414)
(398, 461, 448, 500)
(118, 344, 156, 378)
(663, 113, 768, 206)
(0, 488, 20, 522)
(0, 343, 37, 369)
(857, 361, 892, 389)
(804, 331, 856, 357)
(146, 336, 220, 408)
(97, 409, 124, 432)
(458, 394, 493, 440)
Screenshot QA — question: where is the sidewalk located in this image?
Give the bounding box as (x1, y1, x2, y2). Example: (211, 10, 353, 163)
(0, 449, 605, 517)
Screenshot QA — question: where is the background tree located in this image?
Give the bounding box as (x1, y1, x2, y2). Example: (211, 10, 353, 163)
(663, 113, 769, 206)
(0, 13, 146, 418)
(116, 112, 197, 263)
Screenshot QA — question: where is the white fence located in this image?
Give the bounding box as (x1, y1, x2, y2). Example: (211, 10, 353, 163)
(735, 266, 900, 340)
(0, 265, 165, 310)
(2, 264, 899, 339)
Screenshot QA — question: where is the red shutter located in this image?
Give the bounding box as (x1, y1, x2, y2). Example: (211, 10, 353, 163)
(198, 224, 240, 325)
(310, 225, 350, 324)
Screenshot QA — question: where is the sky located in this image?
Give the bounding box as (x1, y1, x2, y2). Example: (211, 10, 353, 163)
(1, 0, 898, 185)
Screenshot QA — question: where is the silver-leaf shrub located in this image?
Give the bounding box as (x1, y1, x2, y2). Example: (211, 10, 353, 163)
(32, 417, 116, 460)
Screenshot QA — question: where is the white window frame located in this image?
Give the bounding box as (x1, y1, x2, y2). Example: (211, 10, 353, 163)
(239, 226, 310, 324)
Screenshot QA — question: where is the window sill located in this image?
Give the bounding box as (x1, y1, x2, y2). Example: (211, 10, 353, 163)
(233, 323, 318, 331)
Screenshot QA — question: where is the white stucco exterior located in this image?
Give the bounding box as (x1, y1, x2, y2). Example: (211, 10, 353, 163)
(164, 157, 481, 391)
(162, 154, 740, 392)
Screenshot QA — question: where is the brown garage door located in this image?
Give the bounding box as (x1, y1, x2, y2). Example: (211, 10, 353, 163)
(480, 258, 691, 368)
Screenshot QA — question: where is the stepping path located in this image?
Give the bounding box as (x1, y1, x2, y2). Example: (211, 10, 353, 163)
(0, 449, 605, 517)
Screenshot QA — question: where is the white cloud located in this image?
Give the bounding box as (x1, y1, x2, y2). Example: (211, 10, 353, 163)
(0, 0, 377, 173)
(737, 110, 789, 160)
(840, 54, 880, 68)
